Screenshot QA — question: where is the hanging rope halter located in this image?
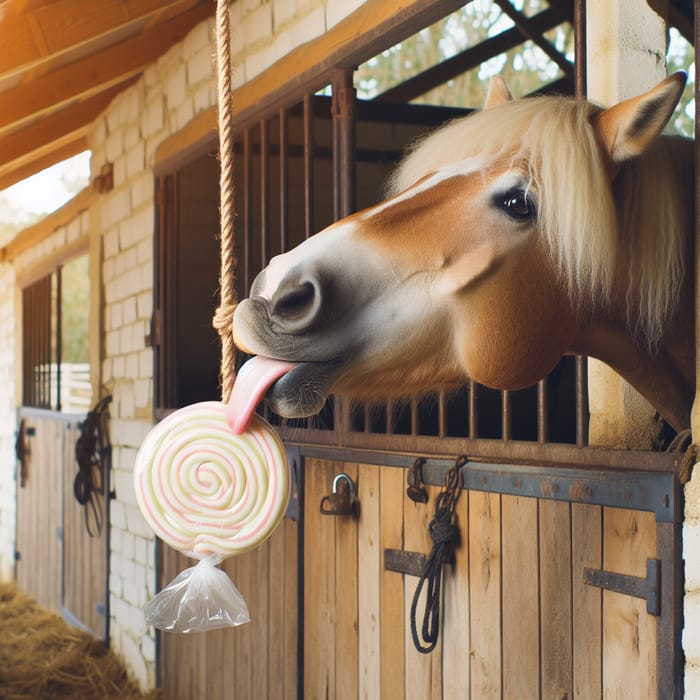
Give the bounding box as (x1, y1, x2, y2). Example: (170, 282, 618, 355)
(212, 0, 237, 403)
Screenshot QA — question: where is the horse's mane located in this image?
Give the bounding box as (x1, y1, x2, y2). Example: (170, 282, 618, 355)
(388, 96, 693, 347)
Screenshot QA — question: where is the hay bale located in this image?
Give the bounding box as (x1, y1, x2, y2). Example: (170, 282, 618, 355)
(0, 582, 161, 699)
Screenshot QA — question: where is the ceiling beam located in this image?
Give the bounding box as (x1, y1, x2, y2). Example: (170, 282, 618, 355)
(0, 132, 88, 191)
(0, 1, 212, 133)
(0, 0, 199, 80)
(0, 78, 137, 164)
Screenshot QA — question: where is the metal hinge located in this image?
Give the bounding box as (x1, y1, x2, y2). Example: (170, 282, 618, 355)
(583, 559, 661, 615)
(145, 309, 161, 347)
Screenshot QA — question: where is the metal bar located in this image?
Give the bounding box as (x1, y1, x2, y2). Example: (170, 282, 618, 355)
(279, 107, 289, 253)
(376, 6, 572, 103)
(303, 93, 315, 239)
(656, 521, 684, 699)
(438, 391, 446, 439)
(574, 0, 587, 98)
(385, 549, 428, 577)
(56, 265, 62, 411)
(332, 68, 356, 218)
(583, 559, 660, 615)
(537, 378, 549, 443)
(501, 390, 511, 441)
(294, 445, 680, 522)
(576, 356, 589, 447)
(260, 118, 270, 266)
(468, 381, 477, 439)
(493, 0, 574, 78)
(243, 128, 253, 293)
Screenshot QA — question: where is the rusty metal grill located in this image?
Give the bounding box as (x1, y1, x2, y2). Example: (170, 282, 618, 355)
(22, 273, 56, 409)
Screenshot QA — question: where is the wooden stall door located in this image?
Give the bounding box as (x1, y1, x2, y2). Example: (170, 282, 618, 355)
(158, 516, 299, 699)
(303, 459, 670, 700)
(15, 411, 64, 611)
(15, 409, 109, 640)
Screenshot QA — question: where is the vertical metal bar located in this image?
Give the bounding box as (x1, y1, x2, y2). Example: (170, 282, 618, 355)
(303, 94, 315, 239)
(411, 398, 418, 437)
(501, 390, 511, 441)
(56, 266, 62, 411)
(468, 381, 477, 439)
(279, 107, 289, 253)
(260, 118, 270, 266)
(537, 378, 549, 444)
(243, 128, 253, 293)
(576, 356, 589, 447)
(332, 68, 357, 219)
(438, 391, 446, 439)
(574, 0, 587, 98)
(656, 519, 684, 699)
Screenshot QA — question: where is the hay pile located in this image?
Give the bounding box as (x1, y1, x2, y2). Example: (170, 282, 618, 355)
(0, 582, 161, 699)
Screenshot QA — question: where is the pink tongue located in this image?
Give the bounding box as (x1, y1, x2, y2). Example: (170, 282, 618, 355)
(225, 356, 297, 434)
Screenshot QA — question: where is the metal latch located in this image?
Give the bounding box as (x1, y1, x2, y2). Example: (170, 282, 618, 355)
(583, 559, 661, 615)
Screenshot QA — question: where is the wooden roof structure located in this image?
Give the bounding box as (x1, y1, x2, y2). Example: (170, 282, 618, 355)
(0, 0, 214, 191)
(0, 0, 693, 194)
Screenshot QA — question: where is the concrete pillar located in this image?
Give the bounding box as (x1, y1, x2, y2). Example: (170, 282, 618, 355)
(585, 0, 668, 449)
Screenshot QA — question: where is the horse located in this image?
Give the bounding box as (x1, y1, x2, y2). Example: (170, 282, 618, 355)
(228, 73, 695, 439)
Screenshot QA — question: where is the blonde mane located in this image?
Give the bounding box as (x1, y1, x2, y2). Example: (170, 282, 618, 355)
(388, 97, 693, 346)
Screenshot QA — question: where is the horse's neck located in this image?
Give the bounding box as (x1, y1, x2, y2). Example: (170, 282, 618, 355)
(572, 288, 694, 433)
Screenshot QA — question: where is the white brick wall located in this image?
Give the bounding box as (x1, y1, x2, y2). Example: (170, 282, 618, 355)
(0, 264, 16, 582)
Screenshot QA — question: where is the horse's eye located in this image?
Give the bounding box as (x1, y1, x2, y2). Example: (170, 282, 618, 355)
(498, 189, 536, 222)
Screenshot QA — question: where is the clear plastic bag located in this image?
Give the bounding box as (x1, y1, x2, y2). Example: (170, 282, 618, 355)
(145, 555, 250, 633)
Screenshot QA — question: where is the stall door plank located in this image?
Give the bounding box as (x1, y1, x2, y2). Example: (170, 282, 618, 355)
(62, 419, 108, 638)
(358, 464, 381, 700)
(502, 494, 540, 700)
(16, 415, 63, 612)
(602, 507, 657, 699)
(404, 484, 443, 700)
(304, 458, 338, 700)
(539, 499, 573, 700)
(380, 465, 405, 700)
(442, 485, 470, 697)
(335, 462, 359, 700)
(572, 503, 603, 700)
(468, 491, 502, 700)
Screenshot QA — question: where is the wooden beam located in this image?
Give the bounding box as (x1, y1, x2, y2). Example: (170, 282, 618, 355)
(0, 79, 136, 165)
(0, 133, 88, 191)
(0, 187, 95, 264)
(0, 0, 200, 79)
(0, 1, 213, 133)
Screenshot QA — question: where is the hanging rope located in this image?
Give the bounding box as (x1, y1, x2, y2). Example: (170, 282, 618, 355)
(410, 456, 465, 653)
(212, 0, 238, 403)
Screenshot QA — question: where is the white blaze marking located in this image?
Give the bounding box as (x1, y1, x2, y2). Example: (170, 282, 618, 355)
(362, 156, 485, 221)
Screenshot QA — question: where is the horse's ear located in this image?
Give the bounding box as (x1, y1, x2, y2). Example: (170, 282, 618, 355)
(484, 76, 513, 109)
(594, 71, 686, 163)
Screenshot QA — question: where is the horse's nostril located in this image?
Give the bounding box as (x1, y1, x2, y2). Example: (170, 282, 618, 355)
(271, 280, 317, 322)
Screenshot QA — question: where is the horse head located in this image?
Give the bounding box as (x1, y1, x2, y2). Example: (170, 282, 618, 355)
(230, 73, 693, 434)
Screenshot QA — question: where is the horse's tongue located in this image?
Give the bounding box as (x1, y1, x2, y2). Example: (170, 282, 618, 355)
(225, 356, 297, 434)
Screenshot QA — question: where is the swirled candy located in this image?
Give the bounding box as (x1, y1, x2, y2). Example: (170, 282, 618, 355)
(134, 404, 289, 556)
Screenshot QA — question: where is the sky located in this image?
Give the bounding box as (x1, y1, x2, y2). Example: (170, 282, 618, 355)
(4, 151, 91, 214)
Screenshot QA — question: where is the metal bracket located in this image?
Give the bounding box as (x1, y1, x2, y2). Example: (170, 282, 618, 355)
(583, 558, 661, 616)
(385, 549, 428, 577)
(285, 448, 301, 521)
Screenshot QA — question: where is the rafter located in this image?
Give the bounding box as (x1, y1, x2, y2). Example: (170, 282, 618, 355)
(0, 1, 212, 134)
(0, 0, 202, 80)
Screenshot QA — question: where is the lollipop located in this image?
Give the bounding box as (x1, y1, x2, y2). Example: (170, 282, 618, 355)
(133, 401, 289, 632)
(134, 404, 289, 557)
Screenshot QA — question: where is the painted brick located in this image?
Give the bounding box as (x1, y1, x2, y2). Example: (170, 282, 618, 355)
(325, 0, 364, 29)
(176, 96, 195, 131)
(291, 6, 326, 47)
(133, 536, 148, 567)
(139, 350, 152, 379)
(166, 63, 188, 110)
(126, 143, 145, 179)
(111, 501, 127, 530)
(183, 18, 210, 59)
(244, 2, 273, 47)
(126, 504, 153, 539)
(142, 97, 164, 139)
(187, 45, 214, 87)
(134, 378, 151, 410)
(106, 130, 125, 162)
(685, 590, 700, 659)
(113, 157, 126, 189)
